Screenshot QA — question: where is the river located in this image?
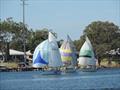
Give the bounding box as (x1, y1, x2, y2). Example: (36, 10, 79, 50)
(0, 68, 120, 90)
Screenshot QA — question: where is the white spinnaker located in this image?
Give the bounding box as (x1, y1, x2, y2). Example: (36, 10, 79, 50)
(78, 57, 91, 66)
(78, 36, 96, 66)
(80, 41, 92, 55)
(86, 36, 96, 65)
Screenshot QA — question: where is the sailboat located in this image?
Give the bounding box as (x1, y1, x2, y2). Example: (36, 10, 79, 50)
(47, 32, 63, 74)
(77, 36, 96, 72)
(60, 35, 77, 73)
(33, 32, 63, 75)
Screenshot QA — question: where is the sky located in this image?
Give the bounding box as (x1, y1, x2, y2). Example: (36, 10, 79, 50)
(0, 0, 120, 40)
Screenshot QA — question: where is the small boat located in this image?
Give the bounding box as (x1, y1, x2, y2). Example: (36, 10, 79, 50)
(78, 36, 96, 72)
(60, 35, 77, 73)
(33, 31, 63, 75)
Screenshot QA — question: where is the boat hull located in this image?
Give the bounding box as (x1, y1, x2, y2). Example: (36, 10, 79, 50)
(41, 70, 61, 75)
(62, 67, 76, 73)
(80, 68, 96, 72)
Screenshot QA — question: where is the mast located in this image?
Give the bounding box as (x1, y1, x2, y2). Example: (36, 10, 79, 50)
(21, 0, 26, 64)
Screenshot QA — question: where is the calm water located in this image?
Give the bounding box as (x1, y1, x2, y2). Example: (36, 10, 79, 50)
(0, 68, 120, 90)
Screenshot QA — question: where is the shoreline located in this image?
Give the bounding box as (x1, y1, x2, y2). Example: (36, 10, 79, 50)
(0, 66, 120, 72)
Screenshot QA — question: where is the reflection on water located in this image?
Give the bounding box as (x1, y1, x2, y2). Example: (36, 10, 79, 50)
(0, 68, 120, 90)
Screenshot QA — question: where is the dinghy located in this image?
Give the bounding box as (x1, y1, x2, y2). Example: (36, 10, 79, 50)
(33, 32, 63, 75)
(60, 35, 77, 73)
(78, 36, 96, 72)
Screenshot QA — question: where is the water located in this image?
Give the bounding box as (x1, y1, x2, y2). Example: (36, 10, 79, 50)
(0, 68, 120, 90)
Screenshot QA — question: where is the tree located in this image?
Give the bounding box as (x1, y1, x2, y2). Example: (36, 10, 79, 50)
(74, 35, 85, 51)
(27, 28, 48, 52)
(74, 21, 120, 61)
(0, 18, 28, 61)
(0, 18, 50, 53)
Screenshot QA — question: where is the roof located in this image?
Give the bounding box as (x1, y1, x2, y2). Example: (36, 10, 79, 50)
(0, 49, 32, 56)
(10, 49, 24, 55)
(26, 50, 32, 55)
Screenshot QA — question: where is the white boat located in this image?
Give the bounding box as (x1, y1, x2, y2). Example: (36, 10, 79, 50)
(33, 32, 63, 75)
(78, 36, 96, 72)
(60, 35, 77, 73)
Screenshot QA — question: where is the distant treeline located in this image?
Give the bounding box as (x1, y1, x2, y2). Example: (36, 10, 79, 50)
(0, 18, 120, 62)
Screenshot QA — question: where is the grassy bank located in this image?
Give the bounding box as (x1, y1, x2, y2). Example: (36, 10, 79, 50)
(0, 62, 18, 68)
(0, 58, 120, 69)
(100, 59, 120, 68)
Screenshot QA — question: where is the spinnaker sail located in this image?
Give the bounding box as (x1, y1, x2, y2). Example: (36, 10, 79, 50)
(78, 36, 96, 66)
(33, 40, 49, 68)
(33, 32, 63, 69)
(60, 35, 77, 66)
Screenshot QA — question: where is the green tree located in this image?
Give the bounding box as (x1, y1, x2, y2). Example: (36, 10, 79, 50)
(0, 18, 28, 60)
(27, 28, 48, 52)
(0, 18, 50, 54)
(74, 21, 120, 59)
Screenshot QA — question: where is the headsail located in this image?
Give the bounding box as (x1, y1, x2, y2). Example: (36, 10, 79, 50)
(48, 32, 56, 42)
(48, 32, 63, 67)
(33, 40, 49, 68)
